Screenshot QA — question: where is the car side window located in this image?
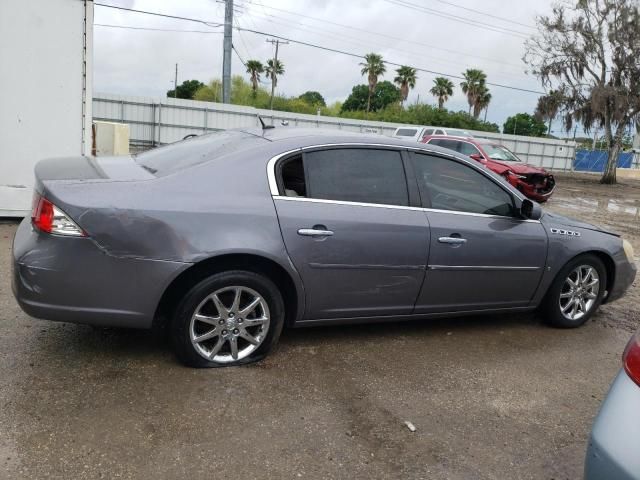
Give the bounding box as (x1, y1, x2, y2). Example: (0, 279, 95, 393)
(434, 129, 444, 135)
(422, 128, 434, 136)
(458, 142, 481, 157)
(411, 153, 515, 217)
(303, 148, 409, 206)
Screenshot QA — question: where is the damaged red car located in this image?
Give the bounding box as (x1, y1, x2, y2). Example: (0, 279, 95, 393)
(421, 135, 555, 202)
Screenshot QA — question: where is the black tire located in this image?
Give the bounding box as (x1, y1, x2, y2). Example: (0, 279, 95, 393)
(171, 270, 285, 368)
(540, 254, 607, 328)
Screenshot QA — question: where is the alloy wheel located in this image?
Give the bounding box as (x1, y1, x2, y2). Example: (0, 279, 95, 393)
(189, 286, 270, 363)
(559, 265, 600, 321)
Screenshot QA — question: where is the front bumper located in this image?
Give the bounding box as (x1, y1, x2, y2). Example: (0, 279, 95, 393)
(12, 217, 188, 328)
(516, 177, 556, 203)
(585, 371, 640, 480)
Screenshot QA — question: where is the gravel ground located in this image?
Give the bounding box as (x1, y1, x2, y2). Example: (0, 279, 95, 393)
(0, 172, 638, 479)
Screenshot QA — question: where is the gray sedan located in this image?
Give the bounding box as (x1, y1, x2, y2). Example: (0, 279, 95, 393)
(12, 128, 637, 367)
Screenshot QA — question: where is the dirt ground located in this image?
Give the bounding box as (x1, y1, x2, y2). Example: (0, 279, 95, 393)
(0, 172, 638, 480)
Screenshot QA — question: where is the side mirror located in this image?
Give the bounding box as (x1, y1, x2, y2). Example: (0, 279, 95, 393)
(520, 199, 542, 220)
(469, 153, 484, 162)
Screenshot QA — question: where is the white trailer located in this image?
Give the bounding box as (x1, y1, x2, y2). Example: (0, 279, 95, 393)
(0, 0, 93, 217)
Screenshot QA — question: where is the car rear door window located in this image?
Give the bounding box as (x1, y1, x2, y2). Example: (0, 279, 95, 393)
(304, 148, 409, 206)
(411, 153, 514, 216)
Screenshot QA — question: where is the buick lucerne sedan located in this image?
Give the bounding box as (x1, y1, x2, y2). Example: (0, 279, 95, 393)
(12, 128, 636, 367)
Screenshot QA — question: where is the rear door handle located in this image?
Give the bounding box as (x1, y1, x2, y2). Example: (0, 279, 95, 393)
(438, 236, 467, 245)
(298, 227, 334, 237)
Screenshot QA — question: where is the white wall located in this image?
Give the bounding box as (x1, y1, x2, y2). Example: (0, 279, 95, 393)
(93, 93, 577, 170)
(0, 0, 93, 216)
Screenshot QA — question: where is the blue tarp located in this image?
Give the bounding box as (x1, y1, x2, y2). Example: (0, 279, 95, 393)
(573, 150, 634, 172)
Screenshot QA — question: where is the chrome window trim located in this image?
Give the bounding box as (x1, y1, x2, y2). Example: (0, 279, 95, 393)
(428, 265, 541, 271)
(272, 196, 541, 223)
(266, 142, 535, 220)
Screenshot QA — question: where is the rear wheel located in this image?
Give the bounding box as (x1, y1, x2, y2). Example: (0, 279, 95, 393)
(171, 271, 284, 367)
(541, 254, 606, 328)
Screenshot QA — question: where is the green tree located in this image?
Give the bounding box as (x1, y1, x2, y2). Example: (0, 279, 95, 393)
(341, 81, 401, 113)
(393, 66, 417, 106)
(245, 60, 264, 98)
(460, 69, 487, 117)
(524, 0, 640, 184)
(430, 77, 454, 110)
(298, 91, 326, 107)
(534, 89, 562, 136)
(503, 113, 547, 137)
(265, 59, 285, 110)
(359, 53, 386, 113)
(167, 80, 205, 100)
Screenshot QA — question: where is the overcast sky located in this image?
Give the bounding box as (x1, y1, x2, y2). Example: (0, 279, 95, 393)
(93, 0, 559, 131)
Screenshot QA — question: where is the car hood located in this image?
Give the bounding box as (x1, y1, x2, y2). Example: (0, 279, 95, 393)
(486, 159, 549, 175)
(542, 210, 620, 236)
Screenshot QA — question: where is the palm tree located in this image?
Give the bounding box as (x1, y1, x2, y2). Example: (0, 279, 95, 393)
(474, 86, 492, 120)
(265, 59, 285, 110)
(430, 77, 454, 109)
(535, 89, 562, 135)
(245, 60, 264, 99)
(359, 53, 386, 113)
(460, 68, 487, 116)
(394, 66, 417, 106)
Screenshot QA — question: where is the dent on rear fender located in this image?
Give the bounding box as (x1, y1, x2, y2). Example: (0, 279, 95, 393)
(77, 208, 199, 261)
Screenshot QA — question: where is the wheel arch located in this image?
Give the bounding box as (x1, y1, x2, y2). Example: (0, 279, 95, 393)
(153, 252, 303, 329)
(546, 249, 615, 300)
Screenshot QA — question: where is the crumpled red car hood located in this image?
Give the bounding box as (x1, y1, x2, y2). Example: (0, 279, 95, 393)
(487, 159, 549, 175)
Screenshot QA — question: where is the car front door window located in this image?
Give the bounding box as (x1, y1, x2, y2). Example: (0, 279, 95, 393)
(412, 153, 514, 216)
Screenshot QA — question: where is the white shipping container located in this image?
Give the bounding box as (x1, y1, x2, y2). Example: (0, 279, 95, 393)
(0, 0, 93, 216)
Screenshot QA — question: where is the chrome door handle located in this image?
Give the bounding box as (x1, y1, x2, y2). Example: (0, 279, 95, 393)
(438, 236, 467, 245)
(298, 228, 334, 237)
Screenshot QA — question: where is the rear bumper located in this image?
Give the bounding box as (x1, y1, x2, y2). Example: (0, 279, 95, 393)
(12, 218, 188, 329)
(585, 371, 640, 480)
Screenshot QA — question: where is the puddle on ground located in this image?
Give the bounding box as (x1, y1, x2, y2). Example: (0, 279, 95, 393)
(551, 196, 640, 218)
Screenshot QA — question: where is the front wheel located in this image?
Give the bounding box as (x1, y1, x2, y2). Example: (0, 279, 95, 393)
(541, 254, 607, 328)
(171, 271, 284, 367)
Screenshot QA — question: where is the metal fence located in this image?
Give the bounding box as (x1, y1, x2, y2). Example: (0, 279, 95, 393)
(93, 93, 578, 169)
(573, 150, 637, 172)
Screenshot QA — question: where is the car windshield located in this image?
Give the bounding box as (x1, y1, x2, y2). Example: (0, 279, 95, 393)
(482, 144, 521, 162)
(135, 130, 265, 176)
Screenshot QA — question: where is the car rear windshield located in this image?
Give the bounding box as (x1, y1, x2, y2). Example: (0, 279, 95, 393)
(135, 130, 266, 176)
(482, 144, 521, 162)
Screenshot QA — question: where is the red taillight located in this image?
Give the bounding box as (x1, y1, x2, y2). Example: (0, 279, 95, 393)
(623, 332, 640, 387)
(31, 192, 85, 237)
(32, 193, 54, 233)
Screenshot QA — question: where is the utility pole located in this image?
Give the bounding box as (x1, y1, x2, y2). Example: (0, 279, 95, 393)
(222, 0, 233, 104)
(266, 38, 288, 110)
(174, 63, 178, 98)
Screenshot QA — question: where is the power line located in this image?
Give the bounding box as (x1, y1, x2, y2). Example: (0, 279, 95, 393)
(94, 4, 545, 95)
(94, 3, 223, 28)
(234, 0, 524, 69)
(243, 9, 528, 80)
(383, 0, 529, 39)
(94, 24, 223, 34)
(428, 0, 537, 30)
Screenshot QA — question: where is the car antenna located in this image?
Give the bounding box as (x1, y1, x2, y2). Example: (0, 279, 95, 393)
(258, 115, 275, 130)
